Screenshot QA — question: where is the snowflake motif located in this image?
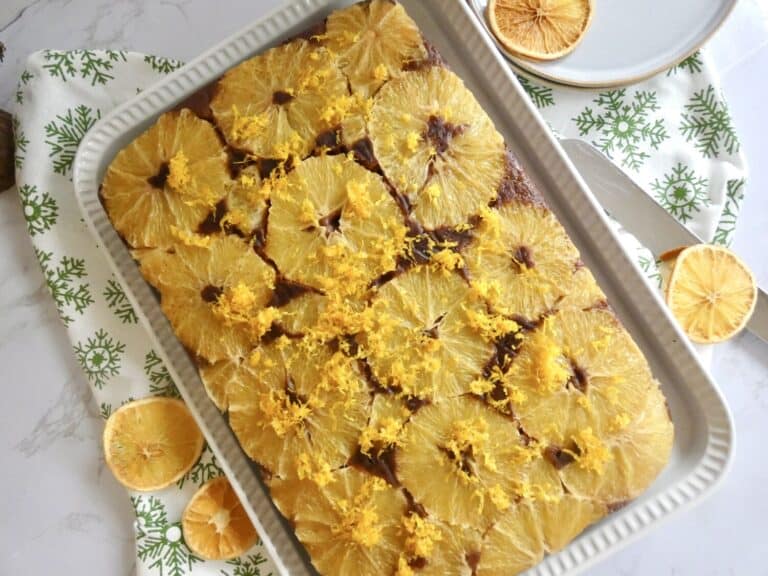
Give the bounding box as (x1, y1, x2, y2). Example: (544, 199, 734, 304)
(222, 553, 272, 576)
(34, 248, 94, 325)
(42, 51, 76, 81)
(680, 84, 739, 158)
(103, 278, 138, 324)
(99, 402, 112, 420)
(637, 253, 662, 288)
(144, 55, 184, 75)
(73, 329, 126, 389)
(16, 69, 33, 105)
(516, 74, 555, 109)
(18, 184, 59, 236)
(573, 89, 668, 171)
(667, 51, 703, 76)
(713, 178, 746, 246)
(131, 495, 202, 576)
(177, 444, 223, 489)
(144, 349, 180, 398)
(651, 162, 711, 224)
(133, 495, 167, 527)
(44, 104, 101, 176)
(43, 49, 127, 86)
(79, 50, 127, 85)
(13, 116, 28, 170)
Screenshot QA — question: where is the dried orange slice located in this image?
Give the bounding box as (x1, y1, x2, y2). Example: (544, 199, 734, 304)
(487, 0, 594, 61)
(103, 397, 204, 491)
(666, 244, 757, 343)
(182, 476, 258, 560)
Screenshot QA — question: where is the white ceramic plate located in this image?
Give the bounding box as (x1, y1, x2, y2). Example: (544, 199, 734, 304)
(468, 0, 737, 87)
(73, 1, 733, 574)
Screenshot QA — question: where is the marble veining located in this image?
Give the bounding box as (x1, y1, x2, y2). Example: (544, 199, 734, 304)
(0, 1, 766, 575)
(16, 371, 98, 457)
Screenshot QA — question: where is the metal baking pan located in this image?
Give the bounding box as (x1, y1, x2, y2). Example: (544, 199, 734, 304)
(73, 1, 734, 574)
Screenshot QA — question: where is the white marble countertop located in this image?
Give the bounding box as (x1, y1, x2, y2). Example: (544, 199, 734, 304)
(0, 1, 766, 575)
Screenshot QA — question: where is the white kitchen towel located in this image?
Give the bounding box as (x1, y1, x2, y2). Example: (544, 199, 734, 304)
(12, 47, 746, 576)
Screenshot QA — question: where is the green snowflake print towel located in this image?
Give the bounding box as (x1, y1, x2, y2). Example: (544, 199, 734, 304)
(13, 50, 276, 576)
(13, 46, 746, 576)
(515, 50, 746, 274)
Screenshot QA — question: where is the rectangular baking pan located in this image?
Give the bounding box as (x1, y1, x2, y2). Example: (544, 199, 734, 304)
(73, 1, 734, 574)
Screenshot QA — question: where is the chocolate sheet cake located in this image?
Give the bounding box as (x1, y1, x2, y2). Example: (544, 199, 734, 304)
(100, 2, 673, 574)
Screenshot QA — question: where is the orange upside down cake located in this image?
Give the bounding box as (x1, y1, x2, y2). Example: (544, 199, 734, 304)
(100, 1, 674, 574)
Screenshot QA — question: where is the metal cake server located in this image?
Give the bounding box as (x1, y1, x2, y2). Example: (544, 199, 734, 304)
(561, 138, 767, 344)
